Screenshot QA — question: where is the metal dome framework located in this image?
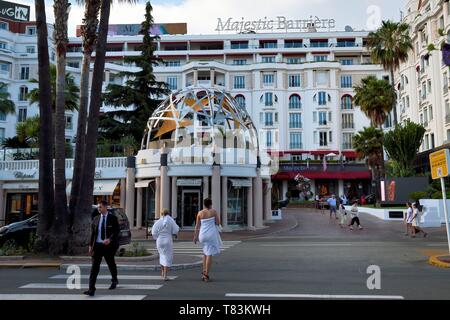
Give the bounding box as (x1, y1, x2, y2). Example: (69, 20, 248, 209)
(144, 87, 259, 151)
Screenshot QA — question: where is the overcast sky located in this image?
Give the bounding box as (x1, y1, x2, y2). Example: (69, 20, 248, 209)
(13, 0, 406, 36)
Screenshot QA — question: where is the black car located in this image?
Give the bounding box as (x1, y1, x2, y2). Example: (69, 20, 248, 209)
(0, 208, 132, 248)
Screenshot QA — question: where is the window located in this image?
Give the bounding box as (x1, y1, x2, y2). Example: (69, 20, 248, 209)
(317, 91, 327, 105)
(385, 112, 393, 128)
(342, 113, 354, 129)
(341, 95, 353, 109)
(289, 113, 302, 129)
(0, 128, 4, 143)
(263, 74, 275, 86)
(289, 132, 302, 149)
(26, 26, 36, 35)
(234, 76, 245, 89)
(165, 60, 181, 67)
(266, 131, 273, 147)
(0, 63, 9, 73)
(264, 112, 274, 126)
(0, 41, 7, 50)
(319, 132, 328, 146)
(0, 22, 8, 30)
(26, 46, 35, 54)
(233, 59, 246, 65)
(287, 58, 302, 64)
(230, 42, 248, 49)
(264, 92, 273, 106)
(340, 59, 354, 65)
(166, 76, 178, 90)
(262, 56, 275, 63)
(314, 55, 327, 62)
(318, 112, 327, 125)
(289, 94, 301, 109)
(67, 62, 80, 68)
(431, 133, 435, 149)
(261, 41, 277, 49)
(18, 107, 27, 122)
(429, 106, 433, 120)
(19, 86, 28, 101)
(65, 115, 73, 130)
(20, 66, 30, 80)
(289, 74, 301, 87)
(342, 133, 354, 149)
(285, 40, 303, 48)
(234, 95, 245, 109)
(0, 111, 6, 121)
(340, 75, 353, 88)
(310, 40, 328, 48)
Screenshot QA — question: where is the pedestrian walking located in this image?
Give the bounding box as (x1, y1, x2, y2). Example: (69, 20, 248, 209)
(338, 203, 347, 228)
(327, 195, 338, 219)
(315, 194, 320, 210)
(348, 201, 363, 230)
(193, 198, 222, 282)
(151, 209, 180, 281)
(84, 200, 120, 297)
(411, 203, 428, 238)
(404, 202, 413, 236)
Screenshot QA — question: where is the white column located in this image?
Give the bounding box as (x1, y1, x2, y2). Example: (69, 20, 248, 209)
(203, 176, 209, 200)
(125, 166, 135, 227)
(120, 178, 126, 209)
(221, 176, 229, 231)
(211, 165, 221, 214)
(155, 177, 161, 219)
(338, 179, 344, 197)
(0, 182, 4, 226)
(136, 187, 143, 228)
(171, 177, 177, 218)
(247, 184, 254, 230)
(194, 69, 198, 86)
(264, 180, 273, 222)
(210, 69, 215, 87)
(253, 168, 263, 228)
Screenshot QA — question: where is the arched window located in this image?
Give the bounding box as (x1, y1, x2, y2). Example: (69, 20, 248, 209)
(341, 95, 353, 110)
(314, 91, 330, 105)
(260, 92, 278, 106)
(289, 94, 301, 109)
(235, 94, 246, 109)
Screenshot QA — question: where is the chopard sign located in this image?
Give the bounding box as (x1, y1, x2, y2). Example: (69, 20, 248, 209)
(216, 16, 336, 33)
(14, 171, 36, 179)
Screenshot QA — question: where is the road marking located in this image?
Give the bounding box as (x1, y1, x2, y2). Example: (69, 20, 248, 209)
(260, 243, 353, 247)
(0, 294, 146, 300)
(20, 283, 162, 290)
(50, 275, 177, 280)
(225, 293, 404, 300)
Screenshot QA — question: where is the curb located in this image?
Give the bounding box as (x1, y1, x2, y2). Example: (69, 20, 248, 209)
(0, 263, 61, 269)
(429, 255, 450, 268)
(59, 254, 159, 262)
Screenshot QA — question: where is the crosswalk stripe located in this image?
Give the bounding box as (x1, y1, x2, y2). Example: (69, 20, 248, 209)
(50, 275, 177, 280)
(20, 283, 162, 290)
(0, 294, 146, 300)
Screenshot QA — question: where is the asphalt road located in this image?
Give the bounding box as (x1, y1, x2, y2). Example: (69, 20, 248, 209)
(1, 208, 450, 300)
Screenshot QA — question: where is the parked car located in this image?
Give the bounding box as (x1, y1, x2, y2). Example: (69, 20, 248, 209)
(0, 207, 131, 248)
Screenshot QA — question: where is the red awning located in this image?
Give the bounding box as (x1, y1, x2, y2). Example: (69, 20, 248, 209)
(342, 151, 358, 158)
(272, 171, 371, 180)
(310, 150, 340, 155)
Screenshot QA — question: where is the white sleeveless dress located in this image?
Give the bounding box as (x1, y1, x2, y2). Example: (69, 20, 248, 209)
(199, 216, 222, 256)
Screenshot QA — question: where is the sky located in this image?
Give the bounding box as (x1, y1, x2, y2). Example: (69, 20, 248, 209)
(12, 0, 406, 36)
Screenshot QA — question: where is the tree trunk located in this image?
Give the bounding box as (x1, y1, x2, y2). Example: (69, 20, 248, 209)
(69, 0, 101, 254)
(71, 0, 111, 254)
(34, 0, 54, 251)
(390, 67, 398, 126)
(51, 0, 70, 255)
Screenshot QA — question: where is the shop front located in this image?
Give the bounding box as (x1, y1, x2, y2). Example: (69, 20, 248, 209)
(3, 182, 39, 224)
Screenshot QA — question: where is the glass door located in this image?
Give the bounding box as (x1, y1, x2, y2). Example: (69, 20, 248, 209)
(182, 190, 200, 228)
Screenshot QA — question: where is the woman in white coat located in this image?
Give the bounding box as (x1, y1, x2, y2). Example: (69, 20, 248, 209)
(151, 209, 180, 280)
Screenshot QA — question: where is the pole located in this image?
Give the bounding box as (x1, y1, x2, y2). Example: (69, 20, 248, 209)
(440, 177, 450, 255)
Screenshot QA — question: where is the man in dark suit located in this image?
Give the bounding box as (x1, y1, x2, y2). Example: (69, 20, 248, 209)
(84, 200, 120, 296)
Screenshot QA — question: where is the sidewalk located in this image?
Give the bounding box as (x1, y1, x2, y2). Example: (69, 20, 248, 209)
(131, 210, 298, 241)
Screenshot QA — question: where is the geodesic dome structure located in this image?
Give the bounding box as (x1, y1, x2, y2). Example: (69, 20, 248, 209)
(142, 87, 259, 152)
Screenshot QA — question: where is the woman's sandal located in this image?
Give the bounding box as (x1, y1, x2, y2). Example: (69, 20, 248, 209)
(201, 271, 210, 282)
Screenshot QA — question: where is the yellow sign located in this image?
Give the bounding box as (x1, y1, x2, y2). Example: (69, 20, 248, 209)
(430, 149, 450, 179)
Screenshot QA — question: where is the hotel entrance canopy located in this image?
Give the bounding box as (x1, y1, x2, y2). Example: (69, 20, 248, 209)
(66, 179, 119, 196)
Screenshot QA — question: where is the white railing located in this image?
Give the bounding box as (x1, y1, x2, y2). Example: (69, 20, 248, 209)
(0, 157, 127, 171)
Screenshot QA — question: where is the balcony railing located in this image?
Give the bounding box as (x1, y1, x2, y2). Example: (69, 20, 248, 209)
(289, 122, 302, 129)
(342, 122, 355, 129)
(289, 143, 303, 149)
(342, 143, 353, 149)
(0, 157, 127, 171)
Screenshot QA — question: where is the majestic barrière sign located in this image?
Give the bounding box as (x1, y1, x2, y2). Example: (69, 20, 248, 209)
(0, 0, 30, 22)
(216, 16, 336, 33)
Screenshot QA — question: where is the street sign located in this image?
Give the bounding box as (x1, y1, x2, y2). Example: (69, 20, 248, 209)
(429, 149, 450, 180)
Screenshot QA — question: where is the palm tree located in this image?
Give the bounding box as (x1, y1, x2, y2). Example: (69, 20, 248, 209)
(69, 0, 102, 230)
(354, 75, 397, 129)
(367, 20, 413, 125)
(27, 65, 79, 112)
(16, 115, 40, 147)
(384, 120, 426, 177)
(0, 82, 15, 116)
(34, 0, 54, 252)
(353, 127, 384, 203)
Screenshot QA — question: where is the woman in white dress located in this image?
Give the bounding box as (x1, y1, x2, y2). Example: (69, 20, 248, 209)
(151, 209, 180, 281)
(411, 203, 427, 238)
(193, 198, 222, 282)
